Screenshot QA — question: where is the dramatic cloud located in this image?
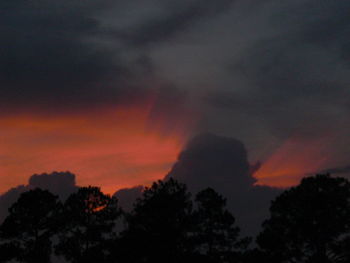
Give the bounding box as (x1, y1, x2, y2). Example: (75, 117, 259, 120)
(112, 0, 234, 47)
(224, 1, 350, 133)
(0, 0, 233, 114)
(165, 133, 254, 190)
(0, 171, 77, 223)
(28, 172, 77, 200)
(2, 0, 350, 197)
(116, 134, 280, 236)
(155, 0, 350, 181)
(165, 133, 280, 236)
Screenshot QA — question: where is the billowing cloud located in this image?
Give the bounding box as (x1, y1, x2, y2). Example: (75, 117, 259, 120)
(0, 171, 77, 223)
(165, 133, 255, 190)
(116, 134, 280, 236)
(28, 172, 77, 200)
(2, 0, 350, 197)
(165, 133, 280, 236)
(163, 0, 350, 180)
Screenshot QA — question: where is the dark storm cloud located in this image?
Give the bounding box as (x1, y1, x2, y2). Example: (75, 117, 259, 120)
(113, 0, 234, 47)
(115, 134, 280, 236)
(165, 133, 280, 236)
(1, 3, 105, 110)
(0, 172, 77, 223)
(28, 171, 77, 199)
(3, 0, 350, 219)
(3, 0, 350, 128)
(207, 0, 350, 137)
(0, 0, 158, 113)
(165, 133, 255, 189)
(0, 0, 235, 114)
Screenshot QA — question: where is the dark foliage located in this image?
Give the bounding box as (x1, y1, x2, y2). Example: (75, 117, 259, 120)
(192, 188, 251, 263)
(0, 241, 20, 262)
(117, 178, 194, 263)
(1, 173, 350, 263)
(257, 174, 350, 263)
(0, 189, 61, 263)
(55, 186, 122, 263)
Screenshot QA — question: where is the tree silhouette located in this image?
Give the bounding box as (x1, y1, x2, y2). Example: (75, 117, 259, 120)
(0, 189, 61, 263)
(192, 188, 250, 263)
(257, 174, 350, 263)
(55, 186, 121, 263)
(118, 178, 194, 263)
(0, 242, 20, 262)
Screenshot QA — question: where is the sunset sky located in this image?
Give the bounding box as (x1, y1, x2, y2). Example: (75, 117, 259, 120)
(1, 0, 350, 195)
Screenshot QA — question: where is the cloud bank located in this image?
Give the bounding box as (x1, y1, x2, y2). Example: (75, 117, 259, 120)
(116, 133, 281, 236)
(165, 133, 280, 235)
(2, 0, 350, 207)
(0, 172, 77, 223)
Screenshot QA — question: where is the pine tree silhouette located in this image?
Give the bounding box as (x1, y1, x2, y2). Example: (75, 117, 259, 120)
(0, 189, 61, 263)
(257, 174, 350, 263)
(55, 186, 121, 263)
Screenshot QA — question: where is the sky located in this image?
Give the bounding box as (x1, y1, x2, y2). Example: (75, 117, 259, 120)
(1, 0, 350, 195)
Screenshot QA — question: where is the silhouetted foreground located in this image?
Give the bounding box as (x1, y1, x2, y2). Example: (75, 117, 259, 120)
(1, 174, 350, 263)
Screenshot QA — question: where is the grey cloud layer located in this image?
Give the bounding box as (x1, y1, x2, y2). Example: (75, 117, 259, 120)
(2, 0, 350, 166)
(151, 0, 350, 163)
(0, 0, 232, 113)
(112, 0, 234, 47)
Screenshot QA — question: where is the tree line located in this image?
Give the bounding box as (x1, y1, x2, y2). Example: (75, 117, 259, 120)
(1, 174, 350, 263)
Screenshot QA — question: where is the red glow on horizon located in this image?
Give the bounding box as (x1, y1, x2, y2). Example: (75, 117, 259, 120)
(0, 98, 196, 195)
(2, 95, 343, 194)
(253, 132, 337, 187)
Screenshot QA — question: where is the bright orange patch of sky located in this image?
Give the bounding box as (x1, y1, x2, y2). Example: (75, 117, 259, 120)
(254, 131, 339, 187)
(0, 99, 194, 194)
(1, 97, 344, 194)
